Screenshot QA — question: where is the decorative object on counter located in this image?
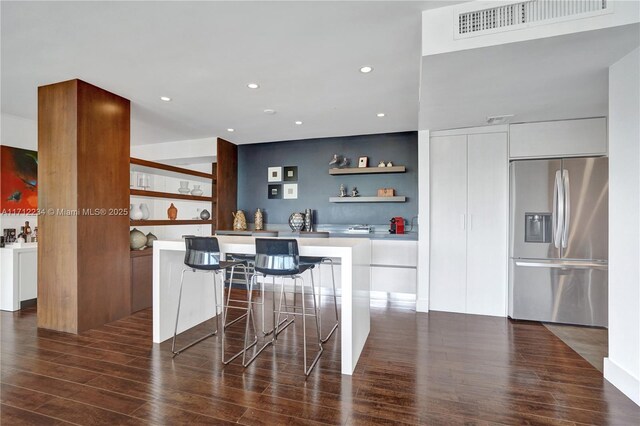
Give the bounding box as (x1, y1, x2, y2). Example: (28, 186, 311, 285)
(283, 183, 298, 199)
(283, 166, 298, 181)
(167, 203, 178, 220)
(145, 232, 157, 247)
(358, 157, 368, 168)
(16, 226, 26, 243)
(140, 203, 150, 220)
(178, 181, 191, 194)
(0, 236, 4, 247)
(199, 209, 211, 220)
(3, 229, 16, 244)
(378, 161, 386, 167)
(267, 184, 282, 199)
(339, 184, 347, 197)
(232, 210, 247, 230)
(137, 173, 150, 190)
(24, 221, 32, 238)
(289, 212, 305, 231)
(190, 184, 203, 196)
(377, 188, 395, 197)
(386, 161, 393, 167)
(351, 187, 359, 197)
(329, 154, 350, 168)
(254, 208, 264, 230)
(268, 166, 283, 182)
(130, 204, 144, 220)
(33, 227, 38, 243)
(304, 208, 313, 232)
(130, 228, 147, 250)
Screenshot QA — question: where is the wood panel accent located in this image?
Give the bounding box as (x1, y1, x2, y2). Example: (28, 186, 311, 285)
(129, 189, 214, 202)
(129, 219, 214, 226)
(130, 252, 152, 313)
(3, 300, 640, 424)
(38, 79, 131, 333)
(215, 138, 238, 231)
(130, 157, 214, 180)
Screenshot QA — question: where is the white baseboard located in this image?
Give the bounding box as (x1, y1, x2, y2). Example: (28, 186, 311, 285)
(604, 357, 640, 406)
(416, 298, 429, 312)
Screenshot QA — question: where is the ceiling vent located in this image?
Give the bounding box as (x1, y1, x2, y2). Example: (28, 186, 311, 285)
(456, 0, 610, 39)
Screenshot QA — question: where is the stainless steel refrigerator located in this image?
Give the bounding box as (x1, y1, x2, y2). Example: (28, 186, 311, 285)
(509, 157, 608, 327)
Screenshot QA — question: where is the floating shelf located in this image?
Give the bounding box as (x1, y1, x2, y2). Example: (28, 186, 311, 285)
(130, 157, 215, 183)
(130, 189, 214, 202)
(329, 196, 406, 203)
(329, 166, 406, 175)
(130, 219, 215, 226)
(130, 248, 153, 258)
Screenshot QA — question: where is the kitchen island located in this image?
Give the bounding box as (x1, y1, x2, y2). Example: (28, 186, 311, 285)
(152, 235, 371, 375)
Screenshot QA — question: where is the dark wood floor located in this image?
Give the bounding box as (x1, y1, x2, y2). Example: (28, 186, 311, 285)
(2, 291, 639, 425)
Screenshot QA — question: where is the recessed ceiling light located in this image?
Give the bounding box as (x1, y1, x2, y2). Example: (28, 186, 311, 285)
(377, 113, 385, 118)
(247, 83, 259, 89)
(295, 121, 303, 125)
(160, 96, 171, 102)
(263, 109, 277, 115)
(227, 128, 235, 132)
(360, 66, 373, 73)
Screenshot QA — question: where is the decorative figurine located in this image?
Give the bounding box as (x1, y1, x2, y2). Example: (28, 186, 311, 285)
(289, 212, 305, 231)
(232, 210, 247, 230)
(351, 187, 359, 197)
(200, 209, 211, 220)
(329, 154, 351, 168)
(167, 203, 178, 220)
(130, 228, 147, 250)
(387, 161, 393, 167)
(304, 208, 313, 232)
(339, 184, 347, 197)
(146, 232, 158, 247)
(254, 208, 264, 230)
(378, 161, 386, 167)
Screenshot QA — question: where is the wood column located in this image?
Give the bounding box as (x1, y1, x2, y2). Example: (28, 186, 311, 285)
(215, 138, 238, 230)
(38, 79, 131, 333)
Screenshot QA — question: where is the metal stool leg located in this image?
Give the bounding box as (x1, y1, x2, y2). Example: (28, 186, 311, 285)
(242, 274, 274, 367)
(320, 258, 339, 343)
(222, 266, 258, 365)
(302, 273, 323, 376)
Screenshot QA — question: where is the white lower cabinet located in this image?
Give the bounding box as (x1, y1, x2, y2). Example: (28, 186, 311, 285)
(370, 240, 418, 295)
(429, 131, 508, 316)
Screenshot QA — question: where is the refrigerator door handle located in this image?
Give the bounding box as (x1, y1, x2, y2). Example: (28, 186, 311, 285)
(515, 260, 608, 270)
(562, 169, 571, 248)
(552, 170, 564, 249)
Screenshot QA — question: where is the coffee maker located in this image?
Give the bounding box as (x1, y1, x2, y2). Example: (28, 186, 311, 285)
(389, 217, 405, 234)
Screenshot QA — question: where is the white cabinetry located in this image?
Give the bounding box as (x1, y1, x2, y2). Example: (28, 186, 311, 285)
(430, 131, 508, 316)
(370, 240, 417, 294)
(509, 117, 607, 159)
(1, 244, 38, 311)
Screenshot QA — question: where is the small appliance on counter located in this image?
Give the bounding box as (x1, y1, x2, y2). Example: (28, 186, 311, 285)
(389, 217, 405, 234)
(347, 224, 372, 234)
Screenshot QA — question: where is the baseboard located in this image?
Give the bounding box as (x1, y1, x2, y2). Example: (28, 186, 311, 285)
(416, 298, 429, 313)
(604, 357, 640, 406)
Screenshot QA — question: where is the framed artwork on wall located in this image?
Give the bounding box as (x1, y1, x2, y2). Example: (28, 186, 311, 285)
(267, 166, 282, 182)
(283, 183, 298, 199)
(283, 166, 298, 181)
(268, 184, 282, 199)
(0, 145, 38, 213)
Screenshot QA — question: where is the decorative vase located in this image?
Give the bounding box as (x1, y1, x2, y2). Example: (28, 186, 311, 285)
(145, 232, 157, 247)
(254, 208, 264, 231)
(191, 185, 203, 196)
(200, 209, 211, 220)
(232, 210, 247, 230)
(178, 181, 190, 194)
(289, 212, 305, 232)
(167, 203, 178, 220)
(140, 203, 150, 220)
(130, 228, 147, 250)
(130, 204, 144, 220)
(304, 209, 313, 232)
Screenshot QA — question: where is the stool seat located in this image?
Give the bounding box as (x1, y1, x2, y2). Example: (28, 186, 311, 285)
(299, 256, 323, 265)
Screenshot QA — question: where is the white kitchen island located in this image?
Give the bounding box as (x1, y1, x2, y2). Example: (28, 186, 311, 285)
(152, 236, 371, 375)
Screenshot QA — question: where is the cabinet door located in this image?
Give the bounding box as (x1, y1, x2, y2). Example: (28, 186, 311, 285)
(429, 135, 467, 313)
(466, 133, 508, 316)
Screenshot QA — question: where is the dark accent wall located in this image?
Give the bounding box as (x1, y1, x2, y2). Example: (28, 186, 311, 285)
(237, 132, 418, 225)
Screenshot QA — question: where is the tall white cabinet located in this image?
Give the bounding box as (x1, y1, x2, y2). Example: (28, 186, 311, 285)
(429, 129, 508, 317)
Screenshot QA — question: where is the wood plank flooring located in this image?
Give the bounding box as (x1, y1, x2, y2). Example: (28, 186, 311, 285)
(2, 291, 639, 425)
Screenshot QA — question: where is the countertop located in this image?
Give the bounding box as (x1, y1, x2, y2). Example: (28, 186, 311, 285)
(215, 230, 418, 241)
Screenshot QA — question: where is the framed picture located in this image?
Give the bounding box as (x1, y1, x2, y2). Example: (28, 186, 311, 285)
(358, 156, 368, 168)
(283, 183, 298, 199)
(283, 166, 298, 181)
(267, 166, 282, 182)
(268, 184, 282, 199)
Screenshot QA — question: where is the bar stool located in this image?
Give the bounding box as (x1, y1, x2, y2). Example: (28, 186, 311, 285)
(298, 232, 339, 343)
(243, 238, 323, 376)
(172, 237, 257, 365)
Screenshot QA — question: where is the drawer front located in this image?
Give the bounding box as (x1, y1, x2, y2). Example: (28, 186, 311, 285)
(371, 240, 418, 267)
(371, 266, 416, 294)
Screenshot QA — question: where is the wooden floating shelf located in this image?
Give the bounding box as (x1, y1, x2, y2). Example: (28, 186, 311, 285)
(130, 157, 215, 183)
(329, 196, 406, 203)
(329, 166, 406, 175)
(130, 219, 215, 226)
(130, 248, 153, 257)
(130, 189, 214, 202)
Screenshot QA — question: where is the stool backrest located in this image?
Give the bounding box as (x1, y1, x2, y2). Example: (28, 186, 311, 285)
(184, 237, 221, 270)
(254, 238, 299, 275)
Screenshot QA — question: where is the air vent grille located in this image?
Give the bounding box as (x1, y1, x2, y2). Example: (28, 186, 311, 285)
(458, 0, 608, 36)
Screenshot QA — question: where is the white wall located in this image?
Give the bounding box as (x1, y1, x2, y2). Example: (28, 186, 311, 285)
(423, 0, 640, 56)
(604, 47, 640, 406)
(0, 113, 39, 234)
(131, 137, 217, 167)
(416, 130, 430, 312)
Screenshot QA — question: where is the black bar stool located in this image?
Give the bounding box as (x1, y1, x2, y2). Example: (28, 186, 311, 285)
(243, 238, 323, 376)
(172, 237, 257, 364)
(298, 232, 339, 343)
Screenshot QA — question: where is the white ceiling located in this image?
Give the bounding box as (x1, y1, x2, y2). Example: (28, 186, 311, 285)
(1, 1, 460, 146)
(420, 23, 640, 131)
